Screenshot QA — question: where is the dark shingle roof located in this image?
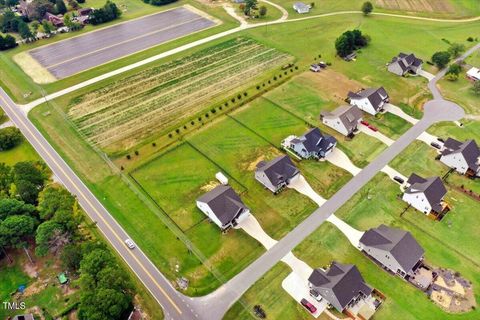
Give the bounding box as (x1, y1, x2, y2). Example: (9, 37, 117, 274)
(256, 155, 299, 186)
(299, 128, 336, 154)
(441, 138, 480, 172)
(308, 262, 372, 312)
(405, 173, 447, 212)
(321, 105, 362, 133)
(360, 224, 424, 273)
(390, 53, 423, 71)
(347, 87, 389, 111)
(197, 185, 248, 225)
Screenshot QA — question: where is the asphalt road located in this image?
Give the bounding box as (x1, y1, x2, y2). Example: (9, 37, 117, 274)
(194, 91, 466, 319)
(29, 7, 215, 79)
(0, 88, 197, 320)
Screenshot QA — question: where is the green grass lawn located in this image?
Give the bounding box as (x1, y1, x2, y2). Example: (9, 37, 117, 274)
(0, 139, 41, 166)
(233, 1, 284, 23)
(437, 74, 480, 115)
(0, 263, 30, 304)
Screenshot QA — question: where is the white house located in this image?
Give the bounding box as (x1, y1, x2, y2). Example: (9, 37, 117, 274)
(402, 173, 448, 218)
(196, 185, 250, 231)
(320, 105, 363, 137)
(466, 67, 480, 81)
(293, 2, 311, 14)
(440, 138, 480, 176)
(347, 87, 389, 115)
(284, 127, 336, 159)
(387, 53, 423, 76)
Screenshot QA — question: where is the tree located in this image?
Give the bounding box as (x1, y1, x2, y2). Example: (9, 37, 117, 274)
(27, 0, 55, 20)
(448, 43, 465, 58)
(361, 1, 373, 15)
(446, 63, 461, 77)
(41, 20, 53, 34)
(431, 51, 451, 69)
(0, 215, 36, 248)
(334, 29, 369, 57)
(18, 21, 33, 40)
(78, 288, 131, 320)
(244, 0, 257, 15)
(0, 163, 12, 195)
(259, 5, 267, 17)
(80, 248, 115, 280)
(0, 10, 21, 33)
(37, 185, 75, 220)
(473, 81, 480, 96)
(35, 220, 67, 256)
(31, 20, 40, 33)
(0, 198, 36, 220)
(61, 243, 83, 271)
(89, 1, 122, 25)
(12, 161, 47, 204)
(0, 127, 22, 150)
(55, 0, 67, 14)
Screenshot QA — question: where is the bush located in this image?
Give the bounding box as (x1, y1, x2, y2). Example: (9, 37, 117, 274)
(0, 127, 22, 151)
(210, 108, 216, 114)
(175, 128, 180, 133)
(431, 51, 451, 69)
(134, 150, 139, 155)
(243, 92, 247, 97)
(126, 154, 131, 160)
(231, 98, 235, 103)
(190, 121, 194, 125)
(168, 133, 172, 138)
(237, 94, 242, 99)
(335, 29, 370, 57)
(0, 34, 18, 51)
(256, 85, 260, 90)
(89, 1, 122, 25)
(467, 37, 474, 42)
(205, 113, 209, 118)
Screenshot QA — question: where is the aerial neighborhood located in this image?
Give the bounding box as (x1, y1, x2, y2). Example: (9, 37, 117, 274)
(1, 0, 479, 320)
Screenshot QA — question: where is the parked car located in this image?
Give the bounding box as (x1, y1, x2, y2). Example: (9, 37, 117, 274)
(393, 176, 405, 184)
(368, 125, 378, 132)
(360, 120, 369, 126)
(253, 305, 266, 319)
(431, 142, 441, 149)
(309, 289, 323, 301)
(301, 298, 317, 313)
(124, 238, 136, 249)
(310, 64, 321, 72)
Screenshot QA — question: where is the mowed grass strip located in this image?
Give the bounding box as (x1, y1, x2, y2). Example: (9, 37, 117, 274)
(67, 37, 292, 151)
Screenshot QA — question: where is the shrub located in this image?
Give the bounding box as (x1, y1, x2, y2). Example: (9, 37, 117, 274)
(0, 127, 22, 151)
(219, 106, 223, 110)
(126, 155, 131, 160)
(273, 76, 277, 81)
(198, 117, 202, 121)
(295, 66, 298, 70)
(237, 94, 242, 99)
(431, 51, 451, 69)
(205, 113, 209, 118)
(168, 133, 173, 138)
(183, 125, 187, 129)
(256, 85, 260, 90)
(467, 37, 474, 42)
(134, 150, 139, 155)
(211, 109, 216, 114)
(224, 102, 229, 107)
(231, 98, 236, 103)
(191, 121, 195, 125)
(152, 142, 157, 146)
(175, 128, 180, 133)
(120, 166, 124, 170)
(243, 92, 247, 97)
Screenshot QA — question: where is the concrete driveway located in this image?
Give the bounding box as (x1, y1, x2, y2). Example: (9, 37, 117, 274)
(288, 174, 326, 206)
(326, 214, 364, 247)
(359, 124, 395, 146)
(381, 165, 408, 188)
(326, 148, 362, 176)
(384, 103, 419, 124)
(417, 69, 436, 81)
(282, 271, 327, 318)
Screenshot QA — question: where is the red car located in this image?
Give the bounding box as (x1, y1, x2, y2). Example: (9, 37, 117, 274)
(360, 120, 369, 126)
(301, 298, 317, 313)
(368, 125, 378, 132)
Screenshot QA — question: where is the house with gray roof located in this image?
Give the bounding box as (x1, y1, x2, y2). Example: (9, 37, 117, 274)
(196, 185, 250, 231)
(359, 224, 425, 279)
(308, 262, 373, 312)
(347, 87, 389, 115)
(255, 155, 299, 193)
(387, 53, 423, 76)
(293, 2, 311, 14)
(440, 138, 480, 176)
(402, 173, 448, 218)
(283, 128, 337, 159)
(321, 105, 363, 137)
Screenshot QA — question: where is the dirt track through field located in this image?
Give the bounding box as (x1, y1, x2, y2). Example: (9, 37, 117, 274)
(375, 0, 454, 13)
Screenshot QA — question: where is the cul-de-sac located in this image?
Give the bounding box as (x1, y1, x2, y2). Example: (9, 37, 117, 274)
(1, 0, 480, 319)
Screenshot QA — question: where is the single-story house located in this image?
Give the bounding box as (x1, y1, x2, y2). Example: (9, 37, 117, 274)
(466, 67, 480, 81)
(402, 173, 448, 218)
(440, 138, 480, 176)
(320, 105, 363, 137)
(359, 224, 425, 279)
(284, 127, 337, 159)
(44, 12, 64, 28)
(387, 53, 423, 76)
(308, 262, 373, 312)
(347, 87, 389, 115)
(255, 155, 299, 193)
(196, 185, 250, 231)
(293, 2, 311, 14)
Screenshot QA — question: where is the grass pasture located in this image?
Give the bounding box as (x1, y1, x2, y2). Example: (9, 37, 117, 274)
(67, 37, 292, 152)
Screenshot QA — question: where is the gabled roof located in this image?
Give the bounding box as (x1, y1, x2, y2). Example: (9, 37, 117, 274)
(391, 53, 423, 70)
(360, 224, 425, 273)
(405, 173, 447, 212)
(197, 185, 248, 225)
(321, 105, 362, 133)
(295, 128, 336, 154)
(256, 155, 299, 186)
(308, 262, 372, 312)
(293, 2, 310, 10)
(441, 138, 480, 172)
(347, 87, 389, 111)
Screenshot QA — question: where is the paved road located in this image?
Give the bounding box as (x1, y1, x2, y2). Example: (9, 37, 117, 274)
(194, 99, 465, 319)
(29, 7, 215, 79)
(0, 88, 197, 320)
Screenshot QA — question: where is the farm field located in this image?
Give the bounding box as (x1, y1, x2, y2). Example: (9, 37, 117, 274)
(66, 37, 292, 152)
(226, 173, 480, 320)
(1, 0, 237, 104)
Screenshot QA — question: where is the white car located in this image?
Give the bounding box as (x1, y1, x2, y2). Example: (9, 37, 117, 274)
(124, 239, 136, 249)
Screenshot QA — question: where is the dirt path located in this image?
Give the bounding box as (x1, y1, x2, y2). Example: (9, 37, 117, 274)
(326, 148, 362, 176)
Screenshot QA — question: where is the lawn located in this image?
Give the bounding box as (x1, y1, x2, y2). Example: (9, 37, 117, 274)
(226, 170, 480, 319)
(0, 263, 30, 304)
(233, 1, 284, 23)
(437, 74, 480, 115)
(0, 139, 41, 166)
